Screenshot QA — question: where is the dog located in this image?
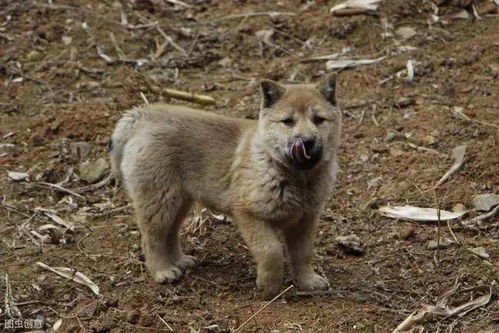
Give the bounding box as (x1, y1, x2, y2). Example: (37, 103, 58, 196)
(110, 73, 341, 298)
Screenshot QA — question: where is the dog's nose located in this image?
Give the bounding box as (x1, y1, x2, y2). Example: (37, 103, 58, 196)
(301, 136, 316, 152)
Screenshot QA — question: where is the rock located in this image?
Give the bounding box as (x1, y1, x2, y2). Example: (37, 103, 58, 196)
(384, 132, 398, 142)
(394, 96, 416, 108)
(467, 247, 489, 259)
(255, 29, 274, 44)
(26, 50, 43, 62)
(70, 142, 91, 160)
(428, 238, 452, 250)
(31, 134, 44, 147)
(8, 171, 29, 181)
(218, 57, 232, 68)
(336, 234, 365, 255)
(472, 194, 499, 212)
(452, 203, 467, 213)
(79, 158, 109, 183)
(76, 81, 101, 91)
(397, 226, 416, 240)
(395, 27, 417, 40)
(126, 309, 140, 324)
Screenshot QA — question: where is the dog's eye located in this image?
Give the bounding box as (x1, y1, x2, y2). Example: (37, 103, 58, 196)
(281, 118, 295, 126)
(313, 116, 326, 125)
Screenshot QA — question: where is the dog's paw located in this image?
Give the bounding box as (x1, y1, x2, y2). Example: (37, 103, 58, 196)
(153, 266, 183, 284)
(175, 255, 197, 272)
(295, 272, 330, 291)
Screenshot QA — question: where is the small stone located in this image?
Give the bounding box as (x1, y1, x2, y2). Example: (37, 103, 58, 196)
(384, 132, 398, 142)
(398, 226, 415, 240)
(452, 203, 467, 213)
(31, 135, 44, 147)
(467, 247, 489, 259)
(394, 96, 416, 108)
(336, 234, 365, 255)
(26, 50, 43, 62)
(451, 10, 469, 20)
(395, 27, 417, 40)
(62, 35, 72, 45)
(76, 81, 101, 91)
(389, 148, 405, 157)
(8, 171, 29, 181)
(472, 194, 499, 212)
(70, 141, 91, 160)
(126, 309, 140, 324)
(422, 135, 437, 146)
(79, 158, 109, 183)
(218, 57, 232, 68)
(428, 238, 452, 250)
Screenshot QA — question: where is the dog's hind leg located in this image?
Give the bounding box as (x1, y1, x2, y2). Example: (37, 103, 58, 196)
(133, 186, 195, 283)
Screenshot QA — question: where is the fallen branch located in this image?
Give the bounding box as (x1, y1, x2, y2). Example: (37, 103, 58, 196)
(36, 262, 99, 296)
(461, 205, 499, 230)
(164, 88, 215, 105)
(393, 283, 492, 332)
(451, 106, 499, 130)
(156, 27, 187, 56)
(31, 182, 86, 201)
(235, 285, 294, 332)
(206, 11, 296, 24)
(72, 174, 113, 193)
(435, 145, 466, 187)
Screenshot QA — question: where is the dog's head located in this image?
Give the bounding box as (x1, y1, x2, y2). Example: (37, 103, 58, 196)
(257, 73, 341, 170)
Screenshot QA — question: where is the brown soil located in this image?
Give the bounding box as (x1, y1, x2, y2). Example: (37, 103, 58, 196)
(1, 0, 498, 332)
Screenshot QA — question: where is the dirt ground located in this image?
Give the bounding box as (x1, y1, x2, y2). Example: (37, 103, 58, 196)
(1, 0, 498, 332)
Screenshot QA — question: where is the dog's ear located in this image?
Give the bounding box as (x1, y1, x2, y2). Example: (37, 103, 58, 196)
(259, 80, 286, 108)
(316, 73, 337, 106)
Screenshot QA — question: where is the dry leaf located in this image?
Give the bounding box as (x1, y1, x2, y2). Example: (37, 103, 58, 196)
(393, 283, 492, 332)
(36, 262, 99, 295)
(330, 0, 382, 15)
(7, 171, 29, 181)
(326, 56, 385, 70)
(379, 205, 467, 222)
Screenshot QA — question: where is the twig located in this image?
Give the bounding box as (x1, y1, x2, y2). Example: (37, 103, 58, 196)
(235, 285, 294, 332)
(165, 0, 191, 8)
(4, 273, 22, 318)
(447, 219, 460, 244)
(461, 206, 499, 230)
(109, 32, 125, 58)
(72, 174, 112, 193)
(156, 27, 187, 56)
(32, 182, 86, 200)
(96, 45, 114, 64)
(435, 145, 467, 187)
(157, 315, 174, 331)
(206, 11, 296, 24)
(451, 107, 499, 130)
(164, 88, 215, 105)
(140, 92, 150, 105)
(432, 189, 441, 265)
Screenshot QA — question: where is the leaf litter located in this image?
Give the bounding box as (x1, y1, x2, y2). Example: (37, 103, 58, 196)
(36, 262, 100, 296)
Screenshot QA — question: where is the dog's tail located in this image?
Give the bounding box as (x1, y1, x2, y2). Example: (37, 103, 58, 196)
(109, 108, 143, 181)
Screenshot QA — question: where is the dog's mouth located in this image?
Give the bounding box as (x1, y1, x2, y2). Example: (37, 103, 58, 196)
(286, 138, 323, 170)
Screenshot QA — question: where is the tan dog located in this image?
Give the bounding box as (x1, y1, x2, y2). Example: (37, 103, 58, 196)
(110, 73, 341, 298)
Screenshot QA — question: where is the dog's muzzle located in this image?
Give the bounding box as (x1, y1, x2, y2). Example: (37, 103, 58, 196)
(286, 136, 323, 170)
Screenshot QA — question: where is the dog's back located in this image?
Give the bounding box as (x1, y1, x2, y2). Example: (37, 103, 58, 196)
(110, 104, 254, 210)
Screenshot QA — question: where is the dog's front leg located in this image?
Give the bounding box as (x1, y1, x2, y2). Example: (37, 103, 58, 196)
(284, 217, 329, 291)
(234, 211, 284, 299)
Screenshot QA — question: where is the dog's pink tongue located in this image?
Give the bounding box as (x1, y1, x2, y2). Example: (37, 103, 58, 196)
(292, 138, 312, 162)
